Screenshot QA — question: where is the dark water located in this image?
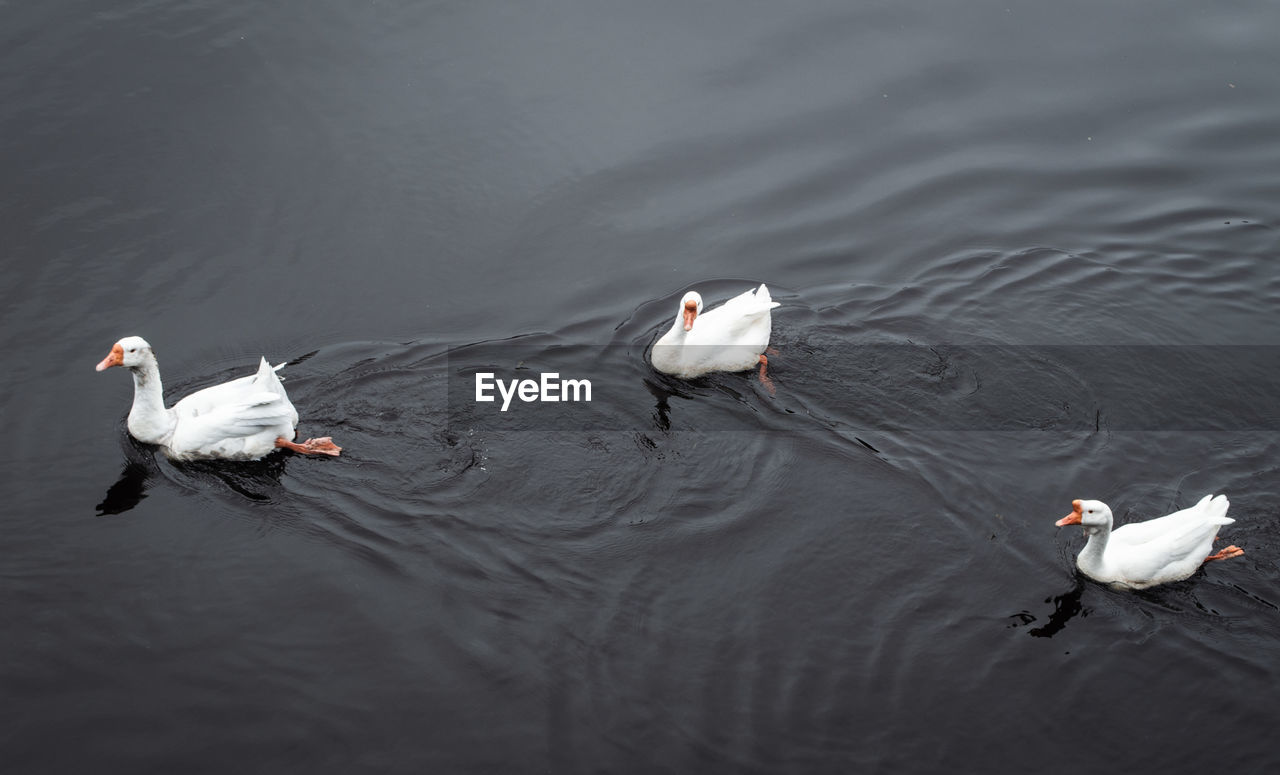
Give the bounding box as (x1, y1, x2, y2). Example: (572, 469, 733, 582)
(4, 1, 1280, 772)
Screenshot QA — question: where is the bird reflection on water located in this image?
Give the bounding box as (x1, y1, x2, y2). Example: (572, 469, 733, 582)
(96, 462, 154, 516)
(95, 440, 293, 516)
(1008, 579, 1089, 638)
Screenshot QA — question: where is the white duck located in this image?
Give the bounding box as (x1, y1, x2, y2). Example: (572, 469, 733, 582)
(650, 284, 780, 383)
(96, 336, 341, 461)
(1055, 495, 1242, 589)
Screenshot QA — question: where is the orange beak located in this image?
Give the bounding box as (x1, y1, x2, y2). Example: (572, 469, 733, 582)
(682, 300, 698, 332)
(96, 343, 124, 372)
(1055, 499, 1083, 527)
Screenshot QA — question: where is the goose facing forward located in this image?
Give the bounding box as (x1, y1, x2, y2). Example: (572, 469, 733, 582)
(1055, 495, 1242, 589)
(650, 284, 779, 384)
(96, 336, 341, 461)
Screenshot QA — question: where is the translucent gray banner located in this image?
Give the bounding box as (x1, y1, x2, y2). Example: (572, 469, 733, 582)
(445, 344, 1280, 432)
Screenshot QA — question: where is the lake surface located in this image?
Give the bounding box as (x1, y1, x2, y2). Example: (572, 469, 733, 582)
(3, 1, 1279, 772)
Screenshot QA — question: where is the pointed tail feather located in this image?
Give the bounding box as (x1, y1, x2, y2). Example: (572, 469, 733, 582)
(251, 357, 288, 385)
(1200, 493, 1233, 525)
(755, 283, 781, 309)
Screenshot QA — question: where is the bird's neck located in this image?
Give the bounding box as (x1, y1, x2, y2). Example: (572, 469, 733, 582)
(1078, 524, 1110, 570)
(127, 360, 174, 444)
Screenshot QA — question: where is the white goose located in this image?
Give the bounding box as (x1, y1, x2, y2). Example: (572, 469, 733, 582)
(650, 284, 780, 383)
(96, 336, 341, 461)
(1055, 494, 1242, 589)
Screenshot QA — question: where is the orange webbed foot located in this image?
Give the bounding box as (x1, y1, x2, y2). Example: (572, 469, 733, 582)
(1205, 545, 1244, 562)
(758, 354, 775, 396)
(276, 436, 342, 456)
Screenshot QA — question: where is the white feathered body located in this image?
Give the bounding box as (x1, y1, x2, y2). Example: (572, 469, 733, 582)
(1075, 494, 1233, 589)
(129, 356, 300, 461)
(651, 284, 779, 378)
